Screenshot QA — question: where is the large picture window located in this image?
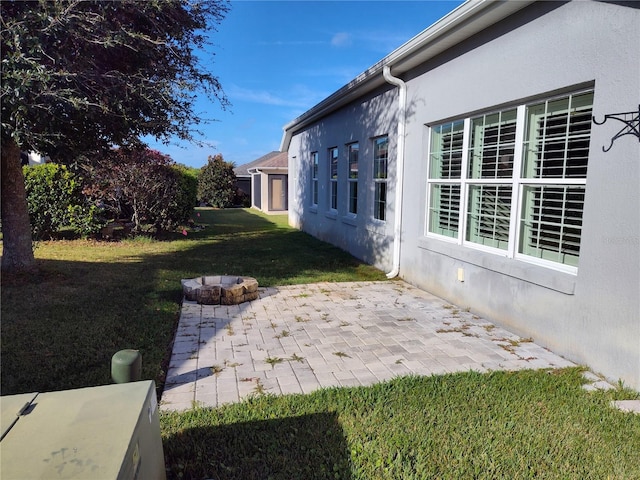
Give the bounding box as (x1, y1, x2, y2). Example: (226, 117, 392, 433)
(373, 136, 388, 221)
(348, 143, 359, 215)
(426, 90, 593, 272)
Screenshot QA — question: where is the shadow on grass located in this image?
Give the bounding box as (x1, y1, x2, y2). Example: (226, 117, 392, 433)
(162, 411, 353, 480)
(1, 209, 386, 396)
(0, 256, 182, 396)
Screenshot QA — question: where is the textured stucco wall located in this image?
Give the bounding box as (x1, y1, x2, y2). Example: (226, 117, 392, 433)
(287, 1, 640, 389)
(398, 1, 639, 389)
(287, 86, 399, 272)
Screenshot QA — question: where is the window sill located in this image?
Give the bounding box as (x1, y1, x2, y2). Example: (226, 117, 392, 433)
(418, 236, 577, 294)
(309, 206, 318, 214)
(341, 214, 357, 227)
(325, 211, 338, 220)
(366, 219, 387, 236)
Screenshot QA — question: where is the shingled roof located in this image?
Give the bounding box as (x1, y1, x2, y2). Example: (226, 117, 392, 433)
(234, 151, 288, 177)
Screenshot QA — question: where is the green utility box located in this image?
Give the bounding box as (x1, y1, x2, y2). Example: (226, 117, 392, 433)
(1, 380, 165, 479)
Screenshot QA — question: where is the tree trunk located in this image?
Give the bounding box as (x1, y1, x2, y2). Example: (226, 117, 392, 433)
(1, 137, 36, 272)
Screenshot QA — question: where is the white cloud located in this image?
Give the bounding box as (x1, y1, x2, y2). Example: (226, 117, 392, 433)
(232, 137, 249, 147)
(257, 40, 324, 47)
(143, 135, 221, 167)
(297, 65, 363, 85)
(331, 32, 352, 47)
(228, 84, 327, 110)
(228, 85, 297, 107)
(358, 29, 424, 55)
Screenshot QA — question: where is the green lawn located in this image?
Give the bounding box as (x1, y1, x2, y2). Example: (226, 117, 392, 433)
(161, 369, 640, 480)
(2, 208, 639, 479)
(1, 208, 385, 395)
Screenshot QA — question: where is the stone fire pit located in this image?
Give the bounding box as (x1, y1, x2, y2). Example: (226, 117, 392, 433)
(181, 275, 259, 305)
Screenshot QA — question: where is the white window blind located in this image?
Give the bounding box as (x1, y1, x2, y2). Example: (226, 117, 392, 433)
(519, 92, 593, 266)
(467, 184, 512, 249)
(428, 121, 464, 237)
(426, 90, 593, 272)
(469, 109, 517, 179)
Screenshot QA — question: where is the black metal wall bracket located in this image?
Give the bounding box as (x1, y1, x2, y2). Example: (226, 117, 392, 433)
(592, 105, 640, 152)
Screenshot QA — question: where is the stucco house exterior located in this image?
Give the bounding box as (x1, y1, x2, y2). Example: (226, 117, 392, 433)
(281, 0, 640, 389)
(234, 151, 288, 214)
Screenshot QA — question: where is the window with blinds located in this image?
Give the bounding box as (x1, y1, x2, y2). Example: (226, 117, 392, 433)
(311, 152, 318, 206)
(430, 121, 464, 179)
(519, 92, 593, 266)
(429, 184, 461, 238)
(329, 147, 338, 211)
(466, 110, 517, 249)
(426, 90, 593, 272)
(520, 185, 585, 266)
(428, 121, 464, 237)
(522, 92, 592, 179)
(467, 184, 512, 249)
(469, 110, 517, 179)
(348, 143, 359, 215)
(373, 136, 388, 221)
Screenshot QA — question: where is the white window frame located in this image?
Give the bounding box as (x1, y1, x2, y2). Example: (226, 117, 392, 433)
(425, 90, 593, 274)
(465, 108, 519, 254)
(329, 147, 338, 212)
(311, 151, 319, 207)
(373, 136, 388, 222)
(347, 142, 359, 216)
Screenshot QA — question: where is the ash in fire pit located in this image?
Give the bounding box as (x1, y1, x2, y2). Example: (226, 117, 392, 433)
(181, 275, 259, 305)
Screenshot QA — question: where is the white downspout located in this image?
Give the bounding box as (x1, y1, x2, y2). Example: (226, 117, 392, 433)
(383, 64, 406, 279)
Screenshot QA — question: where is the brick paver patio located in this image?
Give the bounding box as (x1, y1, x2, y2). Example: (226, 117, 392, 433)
(160, 280, 576, 411)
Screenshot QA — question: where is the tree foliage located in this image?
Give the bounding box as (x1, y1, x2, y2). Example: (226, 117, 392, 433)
(0, 0, 230, 271)
(1, 0, 230, 156)
(197, 153, 236, 208)
(84, 148, 195, 234)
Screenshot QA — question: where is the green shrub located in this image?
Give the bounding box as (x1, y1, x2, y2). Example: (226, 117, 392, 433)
(171, 164, 198, 224)
(67, 203, 104, 238)
(148, 163, 196, 233)
(197, 153, 236, 208)
(23, 163, 103, 239)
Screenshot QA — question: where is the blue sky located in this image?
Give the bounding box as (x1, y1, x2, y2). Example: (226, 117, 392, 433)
(148, 1, 464, 169)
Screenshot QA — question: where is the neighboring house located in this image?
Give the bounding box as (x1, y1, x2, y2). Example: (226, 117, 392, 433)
(20, 151, 50, 166)
(234, 151, 288, 214)
(282, 0, 640, 389)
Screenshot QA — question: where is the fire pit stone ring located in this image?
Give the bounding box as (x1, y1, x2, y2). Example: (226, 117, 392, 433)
(181, 275, 259, 305)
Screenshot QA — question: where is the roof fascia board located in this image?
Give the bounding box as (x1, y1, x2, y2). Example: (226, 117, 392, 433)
(381, 0, 533, 75)
(280, 0, 535, 151)
(248, 167, 287, 174)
